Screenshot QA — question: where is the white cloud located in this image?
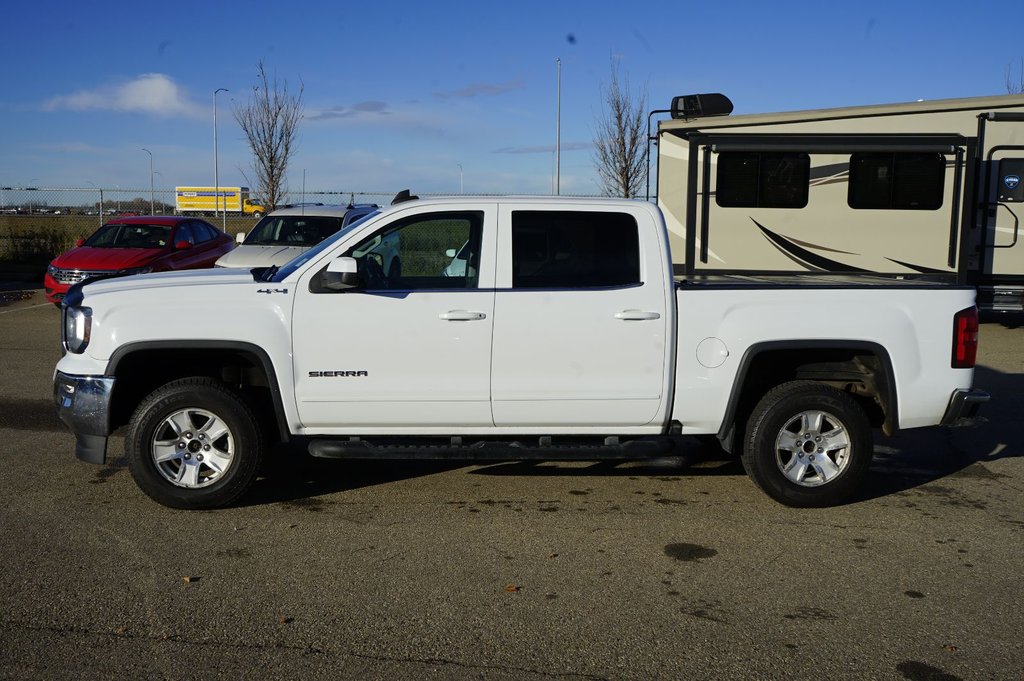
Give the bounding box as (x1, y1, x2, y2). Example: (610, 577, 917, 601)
(45, 74, 202, 119)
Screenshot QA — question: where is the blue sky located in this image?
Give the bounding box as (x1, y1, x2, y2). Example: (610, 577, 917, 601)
(1, 0, 1021, 199)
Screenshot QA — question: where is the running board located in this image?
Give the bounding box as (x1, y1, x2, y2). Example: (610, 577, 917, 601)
(307, 435, 678, 461)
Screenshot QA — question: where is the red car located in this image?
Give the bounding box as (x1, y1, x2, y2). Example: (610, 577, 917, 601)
(45, 216, 235, 304)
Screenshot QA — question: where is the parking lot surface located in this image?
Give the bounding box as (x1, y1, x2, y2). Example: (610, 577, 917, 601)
(1, 292, 1022, 680)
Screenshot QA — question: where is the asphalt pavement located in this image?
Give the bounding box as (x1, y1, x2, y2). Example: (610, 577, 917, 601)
(0, 301, 1021, 680)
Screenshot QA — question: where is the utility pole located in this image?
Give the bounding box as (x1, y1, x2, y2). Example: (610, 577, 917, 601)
(555, 57, 561, 196)
(214, 87, 228, 229)
(141, 148, 154, 214)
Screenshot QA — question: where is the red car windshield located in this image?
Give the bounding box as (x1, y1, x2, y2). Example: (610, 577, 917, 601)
(84, 223, 172, 249)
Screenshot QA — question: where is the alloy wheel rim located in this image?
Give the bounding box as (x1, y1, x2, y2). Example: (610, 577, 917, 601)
(151, 408, 235, 488)
(774, 409, 851, 487)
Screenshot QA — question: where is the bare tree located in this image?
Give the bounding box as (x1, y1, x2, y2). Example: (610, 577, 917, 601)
(233, 60, 304, 210)
(593, 61, 648, 198)
(1007, 58, 1024, 94)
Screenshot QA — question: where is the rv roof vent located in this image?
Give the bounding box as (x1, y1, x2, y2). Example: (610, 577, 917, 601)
(670, 93, 734, 120)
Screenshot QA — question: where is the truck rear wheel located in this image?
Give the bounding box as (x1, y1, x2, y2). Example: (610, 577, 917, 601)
(125, 377, 264, 509)
(741, 381, 871, 507)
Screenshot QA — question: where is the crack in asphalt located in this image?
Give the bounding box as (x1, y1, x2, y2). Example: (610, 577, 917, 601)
(4, 620, 610, 680)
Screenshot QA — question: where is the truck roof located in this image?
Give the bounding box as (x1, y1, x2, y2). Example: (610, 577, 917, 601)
(385, 195, 656, 208)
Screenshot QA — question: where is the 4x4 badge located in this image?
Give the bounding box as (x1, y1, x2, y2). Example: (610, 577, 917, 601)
(256, 288, 289, 294)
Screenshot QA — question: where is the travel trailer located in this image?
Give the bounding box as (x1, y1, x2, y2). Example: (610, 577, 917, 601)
(655, 93, 1024, 311)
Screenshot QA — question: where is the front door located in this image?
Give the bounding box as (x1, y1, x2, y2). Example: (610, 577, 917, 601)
(292, 205, 497, 430)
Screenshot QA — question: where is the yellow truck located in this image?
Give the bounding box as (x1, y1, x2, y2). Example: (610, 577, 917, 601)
(174, 187, 265, 217)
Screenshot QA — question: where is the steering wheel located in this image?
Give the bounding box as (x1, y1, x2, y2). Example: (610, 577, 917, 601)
(361, 255, 388, 289)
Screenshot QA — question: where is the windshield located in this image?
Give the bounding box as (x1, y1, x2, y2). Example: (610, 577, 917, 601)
(269, 210, 381, 282)
(244, 215, 345, 247)
(83, 223, 172, 249)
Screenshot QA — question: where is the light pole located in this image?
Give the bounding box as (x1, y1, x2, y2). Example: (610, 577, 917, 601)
(141, 148, 154, 214)
(154, 171, 164, 213)
(29, 178, 39, 215)
(214, 87, 228, 230)
(555, 57, 561, 196)
(458, 164, 464, 194)
(86, 180, 102, 225)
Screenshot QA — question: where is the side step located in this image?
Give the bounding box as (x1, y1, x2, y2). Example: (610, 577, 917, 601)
(308, 435, 679, 461)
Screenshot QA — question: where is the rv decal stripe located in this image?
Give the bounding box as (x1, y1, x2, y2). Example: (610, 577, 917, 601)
(782, 235, 859, 255)
(884, 258, 952, 274)
(753, 219, 870, 273)
(809, 163, 849, 181)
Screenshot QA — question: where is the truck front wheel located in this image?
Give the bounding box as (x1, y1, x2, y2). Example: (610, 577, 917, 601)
(741, 381, 872, 507)
(125, 378, 264, 509)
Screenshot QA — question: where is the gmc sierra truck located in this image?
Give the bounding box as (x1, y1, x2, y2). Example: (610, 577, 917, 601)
(54, 195, 988, 509)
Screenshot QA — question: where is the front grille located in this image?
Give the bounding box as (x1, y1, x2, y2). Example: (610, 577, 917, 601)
(50, 268, 110, 285)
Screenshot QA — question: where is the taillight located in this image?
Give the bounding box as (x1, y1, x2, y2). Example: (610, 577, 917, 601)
(952, 306, 979, 368)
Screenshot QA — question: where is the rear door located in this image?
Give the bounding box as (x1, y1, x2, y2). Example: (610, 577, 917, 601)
(489, 204, 670, 427)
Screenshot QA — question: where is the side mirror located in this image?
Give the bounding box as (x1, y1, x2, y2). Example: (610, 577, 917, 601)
(322, 256, 360, 291)
(175, 240, 193, 250)
(75, 238, 85, 247)
(235, 232, 246, 244)
(445, 248, 457, 258)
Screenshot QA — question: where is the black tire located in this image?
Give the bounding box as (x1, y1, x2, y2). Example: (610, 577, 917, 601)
(126, 377, 264, 509)
(741, 381, 872, 508)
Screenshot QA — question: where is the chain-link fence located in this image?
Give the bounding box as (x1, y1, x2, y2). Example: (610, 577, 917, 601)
(0, 186, 604, 281)
(0, 187, 402, 270)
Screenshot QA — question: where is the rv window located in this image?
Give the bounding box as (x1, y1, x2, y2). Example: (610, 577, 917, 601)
(848, 152, 945, 210)
(510, 211, 640, 289)
(716, 152, 810, 208)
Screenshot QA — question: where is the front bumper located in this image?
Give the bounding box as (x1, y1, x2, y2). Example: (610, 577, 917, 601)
(43, 274, 69, 304)
(54, 371, 115, 464)
(940, 388, 990, 427)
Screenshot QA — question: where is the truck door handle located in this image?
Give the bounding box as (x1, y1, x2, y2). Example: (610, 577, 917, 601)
(614, 309, 661, 321)
(439, 310, 487, 321)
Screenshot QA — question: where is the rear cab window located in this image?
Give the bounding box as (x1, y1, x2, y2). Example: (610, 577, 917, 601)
(510, 211, 641, 289)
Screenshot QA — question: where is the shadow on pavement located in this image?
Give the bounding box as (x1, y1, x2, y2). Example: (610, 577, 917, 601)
(241, 451, 469, 507)
(852, 364, 1022, 503)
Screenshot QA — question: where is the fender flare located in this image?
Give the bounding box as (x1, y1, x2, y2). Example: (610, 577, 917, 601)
(106, 340, 290, 441)
(717, 340, 898, 448)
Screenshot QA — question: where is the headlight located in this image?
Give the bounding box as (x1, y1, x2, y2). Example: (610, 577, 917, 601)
(47, 264, 58, 277)
(63, 306, 92, 354)
(118, 266, 153, 276)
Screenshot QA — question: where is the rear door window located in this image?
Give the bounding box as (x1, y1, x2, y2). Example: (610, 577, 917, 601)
(510, 211, 640, 289)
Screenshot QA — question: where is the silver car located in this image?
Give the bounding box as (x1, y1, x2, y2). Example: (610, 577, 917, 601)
(215, 203, 377, 268)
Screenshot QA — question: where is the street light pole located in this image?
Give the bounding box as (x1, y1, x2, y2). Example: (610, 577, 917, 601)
(458, 164, 464, 194)
(214, 87, 228, 230)
(86, 181, 101, 226)
(555, 57, 561, 196)
(141, 148, 154, 214)
(29, 178, 39, 215)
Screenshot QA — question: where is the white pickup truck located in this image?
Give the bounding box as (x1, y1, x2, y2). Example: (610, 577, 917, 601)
(54, 195, 988, 509)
